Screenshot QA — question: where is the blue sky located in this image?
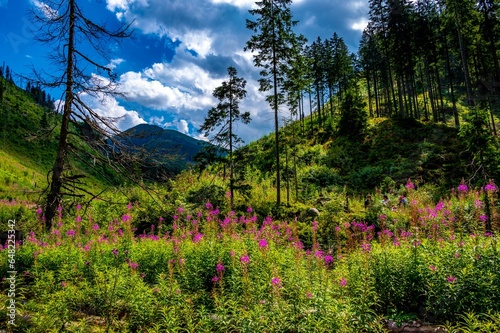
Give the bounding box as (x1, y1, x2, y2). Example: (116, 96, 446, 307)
(0, 0, 368, 143)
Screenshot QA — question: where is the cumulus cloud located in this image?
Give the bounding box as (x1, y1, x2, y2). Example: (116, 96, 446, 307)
(108, 58, 125, 70)
(102, 0, 367, 142)
(79, 93, 147, 131)
(351, 18, 369, 32)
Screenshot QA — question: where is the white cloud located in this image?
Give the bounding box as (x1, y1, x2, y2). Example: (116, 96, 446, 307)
(178, 119, 189, 134)
(210, 0, 253, 9)
(80, 93, 147, 131)
(350, 17, 368, 32)
(106, 0, 129, 11)
(149, 115, 165, 125)
(54, 92, 147, 133)
(179, 30, 213, 59)
(31, 0, 59, 19)
(108, 58, 125, 70)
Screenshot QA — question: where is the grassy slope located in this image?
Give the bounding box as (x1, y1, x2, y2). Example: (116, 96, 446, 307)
(0, 77, 113, 201)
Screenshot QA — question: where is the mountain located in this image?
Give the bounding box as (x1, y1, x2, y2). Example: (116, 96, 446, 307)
(119, 124, 209, 162)
(115, 124, 212, 179)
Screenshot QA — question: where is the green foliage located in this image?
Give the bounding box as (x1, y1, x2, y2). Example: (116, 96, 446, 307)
(1, 184, 499, 331)
(187, 184, 227, 211)
(337, 84, 368, 140)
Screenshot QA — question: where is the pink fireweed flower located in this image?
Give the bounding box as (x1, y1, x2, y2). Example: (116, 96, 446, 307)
(405, 179, 415, 189)
(75, 216, 82, 223)
(484, 180, 498, 192)
(258, 238, 268, 248)
(66, 230, 75, 237)
(211, 276, 219, 283)
(84, 245, 91, 251)
(271, 277, 281, 287)
(36, 207, 42, 215)
(216, 263, 225, 272)
(61, 281, 66, 288)
(457, 181, 468, 193)
(312, 221, 318, 232)
(339, 277, 347, 287)
(335, 226, 341, 232)
(479, 215, 488, 222)
(127, 202, 133, 210)
(315, 250, 324, 259)
(177, 206, 184, 213)
(324, 255, 334, 265)
(361, 243, 371, 252)
(247, 206, 253, 213)
(454, 252, 460, 258)
(192, 233, 204, 243)
(447, 276, 457, 283)
(57, 206, 63, 212)
(76, 204, 81, 210)
(306, 292, 313, 298)
(128, 262, 139, 270)
(121, 214, 131, 222)
(206, 201, 213, 210)
(111, 249, 119, 257)
(429, 265, 436, 271)
(92, 224, 99, 230)
(240, 254, 250, 264)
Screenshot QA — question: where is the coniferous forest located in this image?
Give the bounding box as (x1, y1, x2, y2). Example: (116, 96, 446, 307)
(1, 0, 500, 332)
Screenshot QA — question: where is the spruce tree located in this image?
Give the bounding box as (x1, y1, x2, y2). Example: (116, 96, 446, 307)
(199, 67, 250, 210)
(245, 0, 299, 207)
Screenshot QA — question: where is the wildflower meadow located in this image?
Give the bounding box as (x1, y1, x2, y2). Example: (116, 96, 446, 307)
(1, 180, 500, 332)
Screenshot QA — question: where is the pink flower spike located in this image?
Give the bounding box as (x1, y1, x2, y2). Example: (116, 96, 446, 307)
(216, 263, 225, 272)
(240, 254, 250, 264)
(258, 238, 268, 248)
(447, 276, 457, 283)
(339, 277, 347, 287)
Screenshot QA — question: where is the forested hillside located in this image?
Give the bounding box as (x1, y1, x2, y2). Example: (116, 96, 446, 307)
(207, 0, 500, 211)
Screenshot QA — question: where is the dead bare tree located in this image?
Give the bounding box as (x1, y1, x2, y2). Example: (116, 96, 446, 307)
(30, 0, 135, 229)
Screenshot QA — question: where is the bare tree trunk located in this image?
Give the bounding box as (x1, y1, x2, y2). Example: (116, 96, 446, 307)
(45, 0, 75, 228)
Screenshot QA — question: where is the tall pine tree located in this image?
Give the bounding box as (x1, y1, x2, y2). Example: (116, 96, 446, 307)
(245, 0, 299, 207)
(199, 66, 250, 210)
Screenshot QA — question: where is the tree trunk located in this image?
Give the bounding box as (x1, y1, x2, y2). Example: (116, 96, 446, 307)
(45, 0, 76, 229)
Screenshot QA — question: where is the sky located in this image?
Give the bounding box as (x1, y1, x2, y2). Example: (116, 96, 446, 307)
(0, 0, 369, 144)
